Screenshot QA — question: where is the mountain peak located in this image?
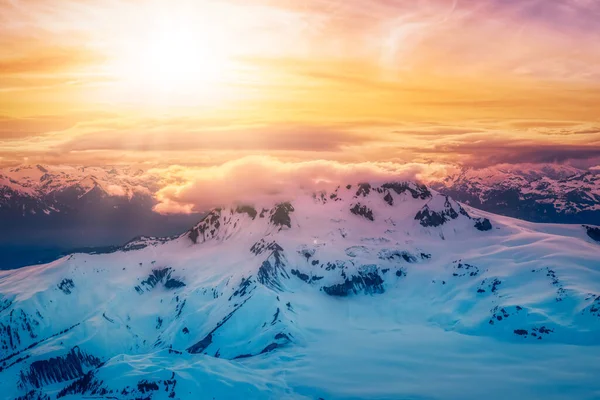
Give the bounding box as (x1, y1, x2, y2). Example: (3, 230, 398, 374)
(185, 180, 492, 246)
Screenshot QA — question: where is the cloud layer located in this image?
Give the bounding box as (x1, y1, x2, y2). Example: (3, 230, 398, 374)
(1, 0, 599, 173)
(151, 156, 455, 213)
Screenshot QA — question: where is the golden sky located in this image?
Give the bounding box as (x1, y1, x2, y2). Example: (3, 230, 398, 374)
(1, 0, 600, 169)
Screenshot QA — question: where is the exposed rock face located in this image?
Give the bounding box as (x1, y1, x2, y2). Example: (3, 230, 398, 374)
(414, 196, 470, 228)
(18, 347, 101, 389)
(235, 205, 257, 219)
(269, 202, 295, 228)
(134, 268, 185, 293)
(250, 240, 283, 256)
(188, 209, 221, 244)
(1, 309, 40, 355)
(584, 225, 600, 242)
(415, 207, 447, 227)
(452, 261, 479, 277)
(474, 218, 493, 231)
(15, 390, 51, 400)
(383, 192, 394, 205)
(350, 203, 374, 221)
(377, 249, 430, 263)
(355, 183, 372, 197)
(291, 269, 323, 284)
(258, 248, 289, 291)
(55, 370, 178, 399)
(382, 182, 432, 200)
(57, 279, 74, 295)
(322, 266, 385, 296)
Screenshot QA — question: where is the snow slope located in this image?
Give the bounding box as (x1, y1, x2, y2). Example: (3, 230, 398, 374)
(0, 182, 599, 399)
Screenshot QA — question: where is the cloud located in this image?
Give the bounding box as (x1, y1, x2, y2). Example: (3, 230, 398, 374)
(2, 0, 600, 171)
(507, 120, 584, 129)
(151, 156, 455, 213)
(3, 118, 599, 171)
(0, 48, 103, 75)
(58, 125, 372, 153)
(0, 113, 110, 140)
(424, 142, 600, 168)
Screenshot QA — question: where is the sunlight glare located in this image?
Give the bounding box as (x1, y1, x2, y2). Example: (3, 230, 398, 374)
(107, 10, 232, 103)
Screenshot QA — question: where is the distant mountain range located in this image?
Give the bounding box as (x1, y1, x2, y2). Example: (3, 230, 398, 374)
(429, 164, 600, 225)
(0, 165, 201, 269)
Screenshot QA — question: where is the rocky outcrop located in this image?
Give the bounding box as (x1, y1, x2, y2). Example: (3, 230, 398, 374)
(269, 202, 294, 228)
(322, 266, 385, 296)
(452, 261, 479, 277)
(355, 183, 372, 197)
(57, 279, 74, 295)
(250, 240, 283, 256)
(235, 205, 257, 219)
(1, 309, 40, 355)
(474, 218, 493, 231)
(135, 268, 185, 293)
(383, 192, 394, 205)
(258, 248, 289, 291)
(15, 390, 51, 400)
(382, 182, 431, 200)
(377, 249, 430, 263)
(18, 347, 101, 389)
(55, 371, 177, 399)
(290, 269, 323, 284)
(584, 225, 600, 242)
(414, 196, 470, 228)
(189, 209, 221, 244)
(350, 203, 374, 221)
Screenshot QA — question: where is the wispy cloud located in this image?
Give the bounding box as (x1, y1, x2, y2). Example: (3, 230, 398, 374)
(1, 0, 599, 170)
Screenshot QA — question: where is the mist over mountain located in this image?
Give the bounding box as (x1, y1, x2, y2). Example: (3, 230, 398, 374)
(0, 180, 598, 399)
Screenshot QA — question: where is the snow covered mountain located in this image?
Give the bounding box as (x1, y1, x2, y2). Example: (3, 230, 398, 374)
(430, 164, 600, 225)
(0, 164, 155, 212)
(1, 181, 599, 399)
(0, 165, 200, 269)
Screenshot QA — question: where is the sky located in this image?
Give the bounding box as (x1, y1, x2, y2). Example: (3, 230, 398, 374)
(1, 0, 600, 172)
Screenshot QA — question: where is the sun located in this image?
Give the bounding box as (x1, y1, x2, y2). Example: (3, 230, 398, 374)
(105, 11, 232, 102)
(136, 26, 224, 92)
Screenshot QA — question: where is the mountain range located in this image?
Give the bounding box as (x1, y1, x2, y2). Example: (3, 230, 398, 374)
(0, 165, 201, 269)
(0, 180, 599, 399)
(430, 164, 600, 225)
(2, 163, 599, 270)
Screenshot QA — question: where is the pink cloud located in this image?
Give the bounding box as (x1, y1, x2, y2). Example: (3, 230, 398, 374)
(151, 156, 455, 213)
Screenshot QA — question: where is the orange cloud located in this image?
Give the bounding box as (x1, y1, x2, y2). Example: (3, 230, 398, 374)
(1, 0, 599, 171)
